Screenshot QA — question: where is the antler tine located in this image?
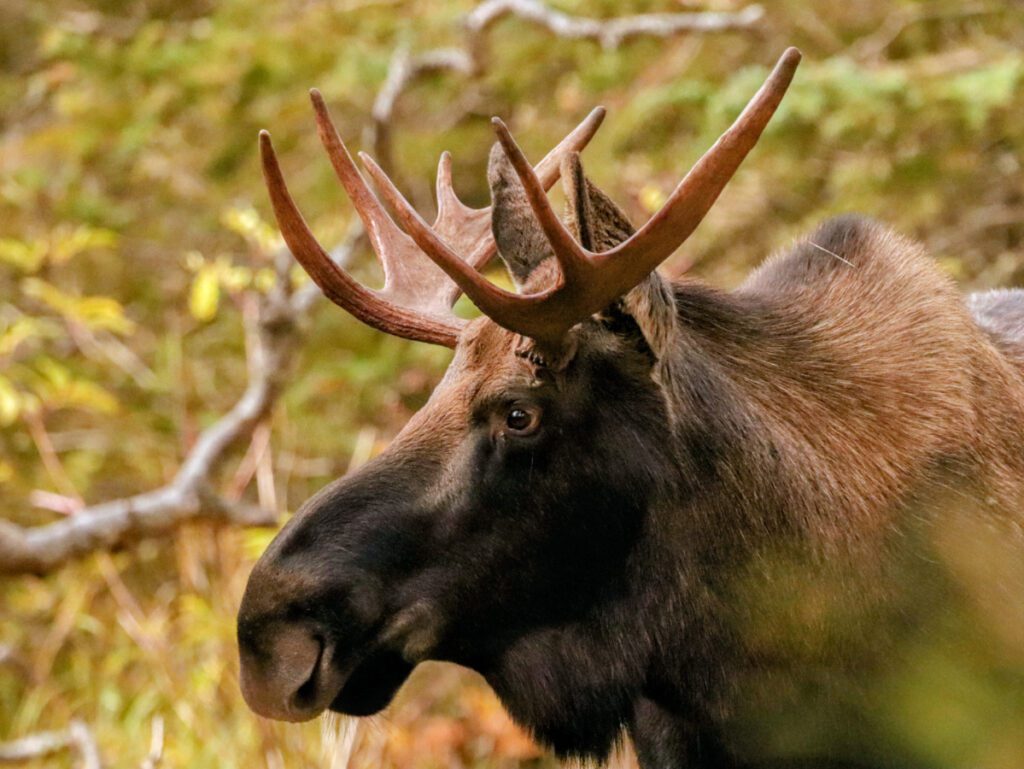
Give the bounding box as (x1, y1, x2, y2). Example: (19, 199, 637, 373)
(358, 151, 552, 330)
(259, 130, 463, 348)
(599, 47, 801, 273)
(531, 106, 606, 191)
(433, 107, 606, 228)
(309, 89, 431, 294)
(432, 150, 493, 269)
(435, 152, 476, 224)
(457, 48, 801, 345)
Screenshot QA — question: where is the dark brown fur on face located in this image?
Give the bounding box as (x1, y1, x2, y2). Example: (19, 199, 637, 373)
(240, 127, 1024, 767)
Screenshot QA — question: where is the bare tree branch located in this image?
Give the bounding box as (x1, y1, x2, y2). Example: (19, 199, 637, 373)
(0, 729, 72, 763)
(0, 720, 100, 768)
(0, 233, 361, 576)
(466, 0, 764, 49)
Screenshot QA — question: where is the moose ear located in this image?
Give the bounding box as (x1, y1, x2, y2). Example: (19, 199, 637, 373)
(488, 142, 555, 287)
(560, 153, 679, 361)
(560, 151, 634, 252)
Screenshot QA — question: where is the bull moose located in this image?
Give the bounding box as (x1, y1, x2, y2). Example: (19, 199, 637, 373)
(237, 48, 1024, 768)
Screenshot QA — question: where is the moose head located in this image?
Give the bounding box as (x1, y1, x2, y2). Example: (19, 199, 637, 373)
(238, 50, 805, 759)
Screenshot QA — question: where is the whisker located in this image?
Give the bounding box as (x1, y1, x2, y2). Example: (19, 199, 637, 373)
(809, 240, 854, 267)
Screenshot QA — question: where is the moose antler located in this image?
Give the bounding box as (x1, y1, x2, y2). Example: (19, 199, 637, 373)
(259, 92, 606, 347)
(362, 48, 801, 345)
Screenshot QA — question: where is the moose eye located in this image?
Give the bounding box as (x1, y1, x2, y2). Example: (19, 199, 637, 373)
(505, 405, 541, 436)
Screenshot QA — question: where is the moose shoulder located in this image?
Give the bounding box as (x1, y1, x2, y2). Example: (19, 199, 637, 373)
(237, 49, 1024, 768)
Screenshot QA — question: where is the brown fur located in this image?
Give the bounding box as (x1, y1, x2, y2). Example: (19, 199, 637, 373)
(705, 218, 1024, 547)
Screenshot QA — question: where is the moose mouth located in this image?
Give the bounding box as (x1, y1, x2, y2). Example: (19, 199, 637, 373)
(327, 647, 416, 717)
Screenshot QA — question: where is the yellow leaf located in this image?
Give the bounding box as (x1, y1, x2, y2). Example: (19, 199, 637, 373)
(22, 278, 135, 335)
(0, 377, 21, 425)
(36, 357, 71, 388)
(222, 205, 282, 253)
(29, 361, 118, 414)
(640, 184, 667, 214)
(59, 380, 119, 414)
(74, 296, 136, 334)
(221, 264, 252, 292)
(254, 268, 276, 293)
(242, 527, 279, 561)
(0, 316, 55, 357)
(189, 265, 220, 322)
(49, 225, 118, 264)
(0, 238, 46, 272)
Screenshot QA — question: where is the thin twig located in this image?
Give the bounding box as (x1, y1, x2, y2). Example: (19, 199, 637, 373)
(70, 721, 102, 769)
(139, 716, 165, 769)
(23, 410, 81, 503)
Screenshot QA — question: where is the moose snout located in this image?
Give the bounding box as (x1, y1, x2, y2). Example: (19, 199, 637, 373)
(238, 620, 343, 722)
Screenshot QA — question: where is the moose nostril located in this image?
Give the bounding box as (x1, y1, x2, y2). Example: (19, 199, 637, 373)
(290, 636, 325, 710)
(238, 623, 333, 722)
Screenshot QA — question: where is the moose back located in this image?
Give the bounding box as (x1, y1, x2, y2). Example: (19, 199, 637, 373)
(236, 49, 1024, 768)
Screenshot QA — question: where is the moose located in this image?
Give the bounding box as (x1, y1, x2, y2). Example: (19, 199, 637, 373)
(237, 48, 1024, 768)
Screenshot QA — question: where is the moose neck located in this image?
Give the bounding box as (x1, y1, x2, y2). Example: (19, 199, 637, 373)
(655, 279, 812, 540)
(659, 272, 958, 553)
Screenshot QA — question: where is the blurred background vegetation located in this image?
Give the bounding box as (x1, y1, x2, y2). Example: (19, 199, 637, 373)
(1, 0, 1022, 767)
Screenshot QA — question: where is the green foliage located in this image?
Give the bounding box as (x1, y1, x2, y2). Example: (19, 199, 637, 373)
(0, 0, 1022, 766)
